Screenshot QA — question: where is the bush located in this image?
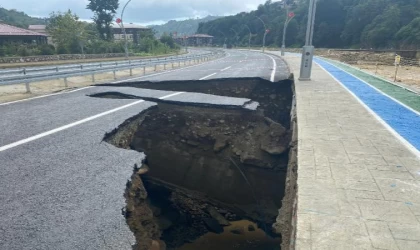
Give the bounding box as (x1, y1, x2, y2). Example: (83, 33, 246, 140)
(40, 44, 55, 55)
(56, 45, 69, 54)
(0, 46, 5, 57)
(17, 46, 29, 57)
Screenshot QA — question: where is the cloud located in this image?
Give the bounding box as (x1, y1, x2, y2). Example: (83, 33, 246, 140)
(1, 0, 279, 24)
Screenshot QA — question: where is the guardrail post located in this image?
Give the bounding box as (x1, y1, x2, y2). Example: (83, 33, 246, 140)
(154, 64, 157, 71)
(80, 65, 83, 70)
(64, 77, 68, 88)
(129, 68, 133, 76)
(113, 70, 117, 80)
(91, 73, 95, 83)
(172, 62, 174, 68)
(23, 68, 26, 75)
(178, 61, 181, 67)
(164, 64, 166, 70)
(100, 63, 102, 68)
(56, 67, 59, 72)
(143, 66, 146, 75)
(25, 81, 31, 93)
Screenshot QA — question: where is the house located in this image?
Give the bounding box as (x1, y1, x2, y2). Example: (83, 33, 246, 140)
(175, 34, 214, 47)
(28, 25, 53, 44)
(0, 23, 47, 44)
(111, 23, 151, 44)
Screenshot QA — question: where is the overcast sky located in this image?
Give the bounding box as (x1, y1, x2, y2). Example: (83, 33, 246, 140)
(2, 0, 280, 25)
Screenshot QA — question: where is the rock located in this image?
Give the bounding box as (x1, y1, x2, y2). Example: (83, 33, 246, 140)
(207, 206, 231, 226)
(203, 218, 224, 234)
(260, 141, 287, 155)
(137, 165, 149, 175)
(230, 226, 245, 235)
(213, 136, 228, 152)
(240, 152, 267, 167)
(248, 224, 256, 231)
(186, 140, 199, 146)
(269, 122, 287, 137)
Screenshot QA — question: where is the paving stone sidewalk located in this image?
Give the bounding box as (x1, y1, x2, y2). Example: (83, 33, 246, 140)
(281, 54, 420, 250)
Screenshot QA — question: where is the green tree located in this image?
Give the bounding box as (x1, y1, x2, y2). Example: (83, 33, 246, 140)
(396, 17, 420, 49)
(361, 5, 401, 48)
(47, 10, 87, 54)
(160, 33, 176, 49)
(87, 0, 119, 40)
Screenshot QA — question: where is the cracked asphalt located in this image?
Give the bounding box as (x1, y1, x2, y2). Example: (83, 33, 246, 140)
(0, 49, 290, 250)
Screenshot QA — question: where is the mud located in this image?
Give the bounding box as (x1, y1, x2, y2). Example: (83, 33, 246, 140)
(102, 77, 297, 250)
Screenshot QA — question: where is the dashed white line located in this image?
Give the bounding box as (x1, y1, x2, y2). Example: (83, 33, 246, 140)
(0, 92, 184, 152)
(220, 66, 232, 72)
(199, 73, 217, 80)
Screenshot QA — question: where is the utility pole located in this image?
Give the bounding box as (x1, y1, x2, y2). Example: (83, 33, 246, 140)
(299, 0, 318, 80)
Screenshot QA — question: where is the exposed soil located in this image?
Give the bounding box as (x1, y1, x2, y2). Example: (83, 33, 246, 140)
(102, 77, 297, 250)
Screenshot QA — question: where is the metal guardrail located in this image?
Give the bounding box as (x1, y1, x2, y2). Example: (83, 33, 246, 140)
(0, 50, 225, 92)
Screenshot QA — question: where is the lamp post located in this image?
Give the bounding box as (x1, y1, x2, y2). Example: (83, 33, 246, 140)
(256, 16, 268, 52)
(281, 3, 295, 56)
(230, 28, 239, 47)
(299, 0, 318, 80)
(120, 0, 132, 59)
(244, 24, 252, 50)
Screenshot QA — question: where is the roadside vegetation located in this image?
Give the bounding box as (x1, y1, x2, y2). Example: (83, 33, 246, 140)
(198, 0, 420, 49)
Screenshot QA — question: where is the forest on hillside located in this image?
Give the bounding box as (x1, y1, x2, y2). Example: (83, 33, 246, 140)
(197, 0, 420, 49)
(0, 7, 46, 28)
(150, 16, 220, 37)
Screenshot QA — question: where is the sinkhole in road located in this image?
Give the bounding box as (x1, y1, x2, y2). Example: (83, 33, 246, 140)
(100, 77, 297, 250)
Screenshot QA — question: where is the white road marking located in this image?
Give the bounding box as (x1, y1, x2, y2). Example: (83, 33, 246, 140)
(199, 73, 217, 80)
(317, 63, 420, 160)
(264, 54, 277, 82)
(0, 92, 184, 152)
(220, 66, 232, 72)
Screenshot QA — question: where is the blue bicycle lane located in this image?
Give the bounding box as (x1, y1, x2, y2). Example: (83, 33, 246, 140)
(314, 58, 420, 153)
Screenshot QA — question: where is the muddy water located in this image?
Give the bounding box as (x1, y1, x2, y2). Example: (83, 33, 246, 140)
(177, 220, 281, 250)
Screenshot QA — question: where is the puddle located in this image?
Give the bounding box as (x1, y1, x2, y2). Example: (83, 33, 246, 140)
(177, 220, 280, 250)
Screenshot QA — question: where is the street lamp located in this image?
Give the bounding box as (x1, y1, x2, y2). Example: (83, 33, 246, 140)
(299, 0, 318, 80)
(281, 3, 295, 56)
(119, 0, 132, 59)
(230, 28, 239, 47)
(256, 16, 268, 52)
(244, 24, 252, 50)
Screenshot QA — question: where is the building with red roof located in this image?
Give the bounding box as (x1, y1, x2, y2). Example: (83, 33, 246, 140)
(0, 23, 47, 44)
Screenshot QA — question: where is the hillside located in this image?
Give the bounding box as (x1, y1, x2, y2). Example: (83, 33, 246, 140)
(0, 7, 46, 28)
(198, 0, 420, 49)
(150, 16, 220, 37)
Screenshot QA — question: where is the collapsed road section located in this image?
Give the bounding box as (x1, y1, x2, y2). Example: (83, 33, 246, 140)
(96, 77, 297, 250)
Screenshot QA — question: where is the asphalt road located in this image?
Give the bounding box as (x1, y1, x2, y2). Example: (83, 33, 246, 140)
(0, 49, 290, 250)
